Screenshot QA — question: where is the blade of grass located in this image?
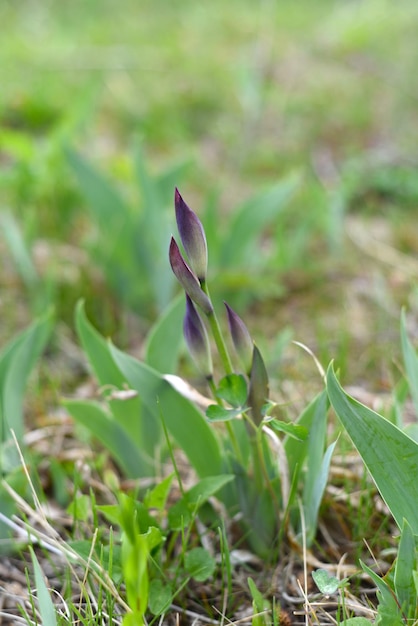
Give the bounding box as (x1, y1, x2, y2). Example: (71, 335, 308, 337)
(75, 300, 158, 452)
(303, 440, 337, 546)
(360, 560, 403, 624)
(29, 546, 58, 626)
(109, 341, 223, 478)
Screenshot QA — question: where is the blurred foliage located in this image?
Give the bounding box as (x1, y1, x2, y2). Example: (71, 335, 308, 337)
(0, 0, 417, 371)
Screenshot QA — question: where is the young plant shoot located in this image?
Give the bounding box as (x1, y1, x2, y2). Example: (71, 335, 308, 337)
(169, 188, 315, 557)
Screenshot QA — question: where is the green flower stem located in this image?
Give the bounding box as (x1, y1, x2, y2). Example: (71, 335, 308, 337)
(226, 421, 244, 467)
(200, 282, 244, 464)
(200, 280, 233, 376)
(207, 376, 244, 466)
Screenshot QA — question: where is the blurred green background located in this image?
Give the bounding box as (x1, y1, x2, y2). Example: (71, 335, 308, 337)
(1, 0, 418, 389)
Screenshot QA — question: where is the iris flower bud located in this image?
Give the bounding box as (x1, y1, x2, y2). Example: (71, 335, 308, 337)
(183, 295, 213, 378)
(169, 237, 213, 314)
(248, 345, 269, 427)
(224, 302, 253, 375)
(175, 188, 208, 282)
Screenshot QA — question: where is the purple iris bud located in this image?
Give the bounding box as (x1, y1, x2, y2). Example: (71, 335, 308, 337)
(175, 188, 208, 282)
(248, 345, 269, 427)
(183, 295, 213, 378)
(169, 237, 213, 314)
(224, 302, 253, 375)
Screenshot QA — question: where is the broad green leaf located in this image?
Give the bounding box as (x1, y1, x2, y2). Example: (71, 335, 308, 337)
(267, 419, 307, 441)
(75, 300, 158, 452)
(100, 497, 160, 536)
(122, 614, 141, 626)
(168, 499, 191, 530)
(64, 399, 153, 477)
(29, 546, 57, 626)
(394, 518, 416, 613)
(75, 300, 129, 387)
(400, 309, 418, 418)
(327, 364, 418, 534)
(0, 309, 53, 446)
(144, 473, 175, 511)
(206, 405, 246, 421)
(184, 547, 215, 582)
(253, 483, 281, 557)
(186, 475, 234, 505)
(304, 390, 328, 498)
(404, 422, 418, 444)
(109, 342, 222, 478)
(413, 570, 418, 596)
(303, 441, 337, 546)
(168, 474, 234, 530)
(247, 577, 270, 612)
(96, 504, 123, 527)
(116, 494, 163, 550)
(312, 568, 340, 595)
(302, 388, 335, 545)
(216, 374, 247, 408)
(144, 295, 185, 373)
(148, 579, 172, 615)
(141, 526, 163, 552)
(67, 494, 91, 522)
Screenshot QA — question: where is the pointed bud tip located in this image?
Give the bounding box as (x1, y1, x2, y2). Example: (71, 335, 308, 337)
(174, 188, 208, 281)
(169, 237, 213, 314)
(224, 301, 253, 374)
(169, 236, 181, 267)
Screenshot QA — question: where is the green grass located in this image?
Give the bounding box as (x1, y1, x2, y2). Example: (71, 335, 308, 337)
(1, 0, 418, 623)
